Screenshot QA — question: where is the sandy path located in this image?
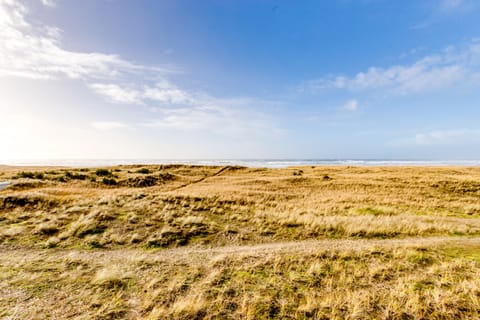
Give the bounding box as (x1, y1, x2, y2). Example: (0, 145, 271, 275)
(1, 236, 478, 264)
(167, 165, 233, 192)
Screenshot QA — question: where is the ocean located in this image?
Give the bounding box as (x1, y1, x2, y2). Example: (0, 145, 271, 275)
(2, 159, 480, 168)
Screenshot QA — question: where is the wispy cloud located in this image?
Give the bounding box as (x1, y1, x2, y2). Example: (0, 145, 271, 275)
(387, 128, 480, 148)
(89, 84, 143, 105)
(0, 0, 170, 81)
(411, 0, 475, 30)
(142, 97, 281, 137)
(414, 129, 480, 145)
(91, 121, 129, 131)
(342, 99, 358, 112)
(88, 80, 280, 135)
(302, 41, 480, 95)
(0, 0, 280, 135)
(40, 0, 56, 7)
(440, 0, 474, 11)
(89, 80, 192, 106)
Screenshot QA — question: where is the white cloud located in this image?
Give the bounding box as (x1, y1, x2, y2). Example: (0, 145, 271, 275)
(141, 96, 281, 137)
(91, 121, 129, 130)
(143, 86, 191, 105)
(40, 0, 56, 7)
(87, 79, 279, 133)
(411, 0, 474, 30)
(388, 128, 480, 148)
(0, 0, 168, 81)
(342, 99, 358, 112)
(441, 0, 463, 9)
(440, 0, 474, 11)
(0, 0, 280, 136)
(89, 83, 278, 134)
(89, 82, 193, 106)
(89, 83, 143, 104)
(303, 41, 480, 95)
(415, 129, 480, 145)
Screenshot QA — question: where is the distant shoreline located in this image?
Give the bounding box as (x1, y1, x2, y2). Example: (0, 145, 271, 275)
(1, 159, 480, 168)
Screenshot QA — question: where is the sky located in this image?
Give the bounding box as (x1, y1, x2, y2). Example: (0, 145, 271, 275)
(1, 0, 480, 160)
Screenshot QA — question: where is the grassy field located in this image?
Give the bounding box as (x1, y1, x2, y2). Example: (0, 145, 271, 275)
(1, 165, 480, 319)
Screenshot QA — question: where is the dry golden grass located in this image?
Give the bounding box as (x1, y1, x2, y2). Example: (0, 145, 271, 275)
(1, 165, 480, 318)
(1, 237, 480, 319)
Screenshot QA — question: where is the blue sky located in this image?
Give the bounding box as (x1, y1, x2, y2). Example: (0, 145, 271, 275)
(1, 0, 480, 160)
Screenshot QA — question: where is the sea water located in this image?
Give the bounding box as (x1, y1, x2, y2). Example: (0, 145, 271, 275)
(2, 159, 480, 168)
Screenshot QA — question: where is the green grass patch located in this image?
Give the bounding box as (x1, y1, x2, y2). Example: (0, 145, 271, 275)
(355, 207, 396, 216)
(441, 244, 480, 262)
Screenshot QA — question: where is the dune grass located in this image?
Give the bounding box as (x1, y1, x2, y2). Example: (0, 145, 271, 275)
(1, 165, 480, 318)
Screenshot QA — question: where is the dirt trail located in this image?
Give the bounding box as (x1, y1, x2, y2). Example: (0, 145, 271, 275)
(1, 236, 478, 264)
(167, 165, 234, 192)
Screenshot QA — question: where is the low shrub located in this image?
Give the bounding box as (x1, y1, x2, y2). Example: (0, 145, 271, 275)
(102, 177, 118, 186)
(122, 175, 158, 187)
(65, 171, 87, 180)
(35, 173, 45, 179)
(96, 169, 111, 177)
(17, 171, 35, 179)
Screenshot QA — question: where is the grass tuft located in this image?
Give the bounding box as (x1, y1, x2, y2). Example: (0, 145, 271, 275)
(92, 267, 134, 289)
